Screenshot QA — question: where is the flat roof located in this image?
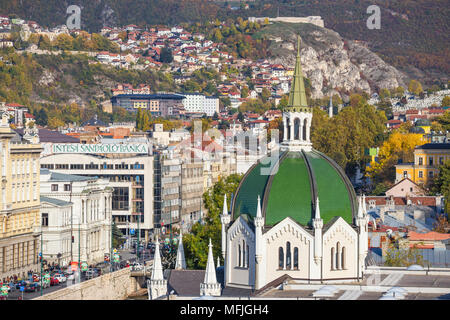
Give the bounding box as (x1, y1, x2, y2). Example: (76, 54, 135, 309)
(112, 93, 185, 100)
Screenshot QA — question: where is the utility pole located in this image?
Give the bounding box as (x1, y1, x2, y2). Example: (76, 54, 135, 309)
(78, 207, 81, 283)
(40, 231, 43, 296)
(137, 212, 140, 262)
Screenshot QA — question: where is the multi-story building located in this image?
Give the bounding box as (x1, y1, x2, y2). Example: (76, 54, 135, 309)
(180, 161, 204, 233)
(0, 115, 42, 281)
(39, 150, 154, 242)
(39, 196, 73, 267)
(111, 93, 185, 116)
(40, 169, 113, 265)
(395, 143, 450, 185)
(178, 93, 219, 117)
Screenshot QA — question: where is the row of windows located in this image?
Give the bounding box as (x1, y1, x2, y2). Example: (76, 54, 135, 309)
(11, 158, 38, 176)
(278, 242, 347, 271)
(279, 242, 299, 270)
(417, 156, 447, 166)
(11, 183, 38, 203)
(51, 184, 72, 192)
(41, 162, 145, 170)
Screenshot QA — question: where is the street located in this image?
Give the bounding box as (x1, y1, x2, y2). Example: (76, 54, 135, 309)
(2, 248, 154, 300)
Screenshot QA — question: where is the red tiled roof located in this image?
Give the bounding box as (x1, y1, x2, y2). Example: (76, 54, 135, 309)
(409, 244, 434, 249)
(365, 196, 437, 206)
(408, 231, 450, 241)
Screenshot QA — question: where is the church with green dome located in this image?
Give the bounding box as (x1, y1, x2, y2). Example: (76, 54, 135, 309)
(220, 37, 370, 290)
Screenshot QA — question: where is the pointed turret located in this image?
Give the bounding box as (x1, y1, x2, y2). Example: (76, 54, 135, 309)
(256, 195, 262, 218)
(175, 233, 186, 270)
(313, 197, 323, 265)
(362, 194, 367, 214)
(148, 237, 167, 300)
(220, 194, 231, 260)
(200, 239, 221, 296)
(315, 197, 321, 220)
(254, 195, 265, 290)
(286, 35, 308, 112)
(217, 256, 220, 268)
(204, 239, 217, 284)
(222, 193, 228, 216)
(151, 238, 164, 281)
(357, 196, 364, 219)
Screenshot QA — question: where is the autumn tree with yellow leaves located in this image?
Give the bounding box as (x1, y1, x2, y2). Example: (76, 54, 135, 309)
(366, 131, 425, 184)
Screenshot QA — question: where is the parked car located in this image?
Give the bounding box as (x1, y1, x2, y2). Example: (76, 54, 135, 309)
(15, 280, 27, 289)
(53, 273, 67, 283)
(24, 283, 39, 292)
(50, 277, 59, 286)
(85, 269, 99, 279)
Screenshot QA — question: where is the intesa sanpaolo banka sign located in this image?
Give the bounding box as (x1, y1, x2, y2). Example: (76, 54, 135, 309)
(52, 143, 149, 154)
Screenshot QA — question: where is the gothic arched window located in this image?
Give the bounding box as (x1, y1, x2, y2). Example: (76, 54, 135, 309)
(286, 118, 291, 140)
(278, 247, 284, 269)
(242, 240, 246, 267)
(303, 118, 307, 141)
(246, 244, 249, 268)
(336, 242, 341, 270)
(341, 246, 346, 270)
(331, 247, 335, 270)
(294, 118, 300, 140)
(286, 242, 292, 269)
(238, 244, 241, 267)
(294, 247, 299, 269)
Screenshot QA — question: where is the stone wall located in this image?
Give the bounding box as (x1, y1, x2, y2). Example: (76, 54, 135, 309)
(33, 268, 141, 300)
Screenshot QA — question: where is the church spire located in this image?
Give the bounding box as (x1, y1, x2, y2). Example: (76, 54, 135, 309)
(175, 233, 186, 270)
(151, 237, 164, 281)
(222, 193, 228, 216)
(204, 239, 217, 284)
(200, 239, 222, 296)
(286, 35, 308, 112)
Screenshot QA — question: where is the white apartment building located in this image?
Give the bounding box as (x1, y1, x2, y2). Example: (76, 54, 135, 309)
(40, 169, 113, 266)
(40, 196, 73, 267)
(179, 93, 219, 116)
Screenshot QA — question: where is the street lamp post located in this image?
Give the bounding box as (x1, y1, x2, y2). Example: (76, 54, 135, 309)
(40, 231, 43, 296)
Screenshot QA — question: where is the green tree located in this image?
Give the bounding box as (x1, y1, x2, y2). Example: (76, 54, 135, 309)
(384, 243, 424, 267)
(261, 87, 271, 102)
(160, 46, 173, 63)
(136, 107, 143, 130)
(183, 174, 242, 269)
(112, 222, 125, 249)
(408, 80, 423, 96)
(442, 96, 450, 107)
(430, 160, 450, 213)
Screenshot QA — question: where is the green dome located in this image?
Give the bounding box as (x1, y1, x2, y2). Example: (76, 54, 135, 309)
(232, 150, 357, 227)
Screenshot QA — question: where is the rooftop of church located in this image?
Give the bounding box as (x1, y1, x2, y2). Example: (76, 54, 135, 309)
(231, 150, 357, 228)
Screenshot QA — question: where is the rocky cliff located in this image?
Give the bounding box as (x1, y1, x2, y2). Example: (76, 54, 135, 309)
(255, 22, 408, 99)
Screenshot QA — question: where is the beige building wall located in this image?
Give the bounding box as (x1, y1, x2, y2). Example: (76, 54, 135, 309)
(322, 219, 358, 280)
(263, 222, 311, 284)
(0, 119, 43, 281)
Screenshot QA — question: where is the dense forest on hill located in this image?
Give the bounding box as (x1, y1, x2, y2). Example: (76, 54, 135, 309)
(0, 0, 448, 83)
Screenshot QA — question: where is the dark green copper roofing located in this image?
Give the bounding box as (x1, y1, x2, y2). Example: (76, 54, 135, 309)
(232, 150, 357, 227)
(286, 36, 309, 113)
(232, 151, 285, 222)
